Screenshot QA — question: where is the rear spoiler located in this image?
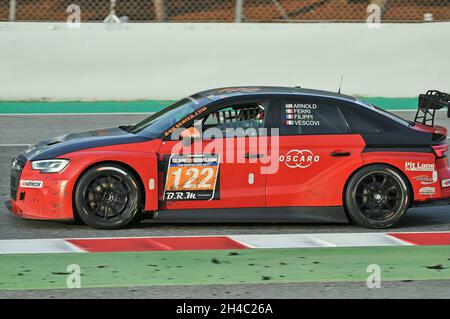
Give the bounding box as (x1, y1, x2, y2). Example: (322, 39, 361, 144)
(414, 90, 450, 126)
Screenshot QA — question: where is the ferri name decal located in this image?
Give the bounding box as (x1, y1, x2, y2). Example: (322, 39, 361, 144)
(279, 149, 320, 169)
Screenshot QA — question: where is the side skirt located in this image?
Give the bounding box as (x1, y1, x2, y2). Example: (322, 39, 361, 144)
(150, 206, 349, 223)
(413, 198, 450, 208)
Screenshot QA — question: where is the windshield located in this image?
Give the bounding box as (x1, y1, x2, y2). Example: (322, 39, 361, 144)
(129, 98, 203, 136)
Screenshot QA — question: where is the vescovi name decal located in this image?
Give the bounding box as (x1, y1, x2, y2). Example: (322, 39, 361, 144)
(279, 150, 320, 169)
(405, 162, 435, 172)
(20, 180, 43, 189)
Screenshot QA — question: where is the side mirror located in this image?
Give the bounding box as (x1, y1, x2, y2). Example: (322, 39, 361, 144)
(180, 127, 201, 146)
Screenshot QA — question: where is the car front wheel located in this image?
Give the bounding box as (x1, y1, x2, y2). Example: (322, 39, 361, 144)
(345, 164, 410, 229)
(74, 164, 142, 229)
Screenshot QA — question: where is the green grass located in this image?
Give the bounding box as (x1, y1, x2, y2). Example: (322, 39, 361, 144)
(1, 245, 450, 291)
(360, 97, 418, 110)
(0, 97, 418, 114)
(0, 100, 173, 114)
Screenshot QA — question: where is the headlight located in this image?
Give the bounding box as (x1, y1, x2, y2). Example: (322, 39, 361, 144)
(31, 159, 70, 173)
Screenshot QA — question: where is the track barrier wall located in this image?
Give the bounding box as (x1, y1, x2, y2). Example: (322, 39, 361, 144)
(1, 22, 450, 101)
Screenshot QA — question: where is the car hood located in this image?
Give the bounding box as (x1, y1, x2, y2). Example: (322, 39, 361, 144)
(21, 127, 149, 161)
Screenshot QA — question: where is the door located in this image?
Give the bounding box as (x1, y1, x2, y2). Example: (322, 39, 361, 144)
(158, 99, 273, 210)
(266, 98, 365, 207)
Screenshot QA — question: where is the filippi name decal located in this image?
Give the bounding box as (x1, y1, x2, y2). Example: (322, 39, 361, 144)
(405, 162, 435, 172)
(279, 149, 320, 168)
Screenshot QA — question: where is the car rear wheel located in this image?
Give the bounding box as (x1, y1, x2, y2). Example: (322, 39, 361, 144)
(74, 164, 142, 229)
(345, 164, 410, 229)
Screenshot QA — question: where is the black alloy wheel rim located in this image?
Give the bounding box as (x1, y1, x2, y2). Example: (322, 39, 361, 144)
(354, 171, 404, 222)
(83, 173, 132, 220)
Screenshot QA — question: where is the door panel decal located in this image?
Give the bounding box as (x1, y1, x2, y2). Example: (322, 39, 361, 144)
(279, 149, 320, 168)
(164, 154, 220, 201)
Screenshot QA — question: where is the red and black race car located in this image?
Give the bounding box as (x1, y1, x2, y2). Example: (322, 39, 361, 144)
(9, 87, 450, 229)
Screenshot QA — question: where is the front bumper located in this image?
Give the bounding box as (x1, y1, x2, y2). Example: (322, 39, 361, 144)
(9, 160, 75, 220)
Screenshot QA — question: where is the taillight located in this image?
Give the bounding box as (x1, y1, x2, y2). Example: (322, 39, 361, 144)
(432, 144, 448, 158)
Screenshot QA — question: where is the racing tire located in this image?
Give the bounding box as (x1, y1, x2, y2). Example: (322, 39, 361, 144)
(344, 164, 410, 229)
(74, 164, 142, 230)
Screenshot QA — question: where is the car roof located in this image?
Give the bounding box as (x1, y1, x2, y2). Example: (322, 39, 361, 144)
(196, 86, 357, 103)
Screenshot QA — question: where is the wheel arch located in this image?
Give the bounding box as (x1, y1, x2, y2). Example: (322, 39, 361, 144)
(342, 162, 414, 213)
(72, 160, 146, 220)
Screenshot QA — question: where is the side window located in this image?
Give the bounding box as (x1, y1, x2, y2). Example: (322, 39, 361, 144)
(280, 101, 349, 135)
(340, 107, 383, 134)
(201, 101, 267, 136)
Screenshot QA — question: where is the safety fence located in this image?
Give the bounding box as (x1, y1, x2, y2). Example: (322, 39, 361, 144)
(1, 0, 449, 22)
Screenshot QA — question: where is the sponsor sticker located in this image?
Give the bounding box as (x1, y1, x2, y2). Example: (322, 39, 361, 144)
(164, 154, 220, 201)
(23, 146, 36, 155)
(405, 162, 435, 172)
(419, 186, 436, 195)
(215, 87, 262, 94)
(279, 149, 320, 169)
(163, 106, 207, 137)
(20, 180, 43, 189)
(413, 171, 438, 185)
(442, 179, 450, 188)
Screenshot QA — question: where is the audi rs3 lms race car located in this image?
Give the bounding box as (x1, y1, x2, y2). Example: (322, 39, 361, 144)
(8, 87, 450, 229)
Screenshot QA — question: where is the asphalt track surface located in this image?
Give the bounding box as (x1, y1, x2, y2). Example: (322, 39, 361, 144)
(2, 280, 450, 299)
(1, 111, 450, 298)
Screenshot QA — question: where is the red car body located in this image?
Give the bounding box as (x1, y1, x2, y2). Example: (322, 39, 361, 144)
(9, 87, 450, 228)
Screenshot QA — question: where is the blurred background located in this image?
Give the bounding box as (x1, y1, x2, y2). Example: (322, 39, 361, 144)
(0, 1, 449, 101)
(1, 0, 449, 23)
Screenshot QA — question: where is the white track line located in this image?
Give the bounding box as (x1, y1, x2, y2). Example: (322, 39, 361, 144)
(0, 144, 31, 147)
(0, 239, 85, 254)
(229, 233, 412, 249)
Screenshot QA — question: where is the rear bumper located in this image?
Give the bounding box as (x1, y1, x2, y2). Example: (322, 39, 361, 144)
(413, 166, 450, 207)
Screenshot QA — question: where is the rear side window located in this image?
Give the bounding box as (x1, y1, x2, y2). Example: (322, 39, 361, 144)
(340, 107, 384, 134)
(280, 101, 349, 135)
